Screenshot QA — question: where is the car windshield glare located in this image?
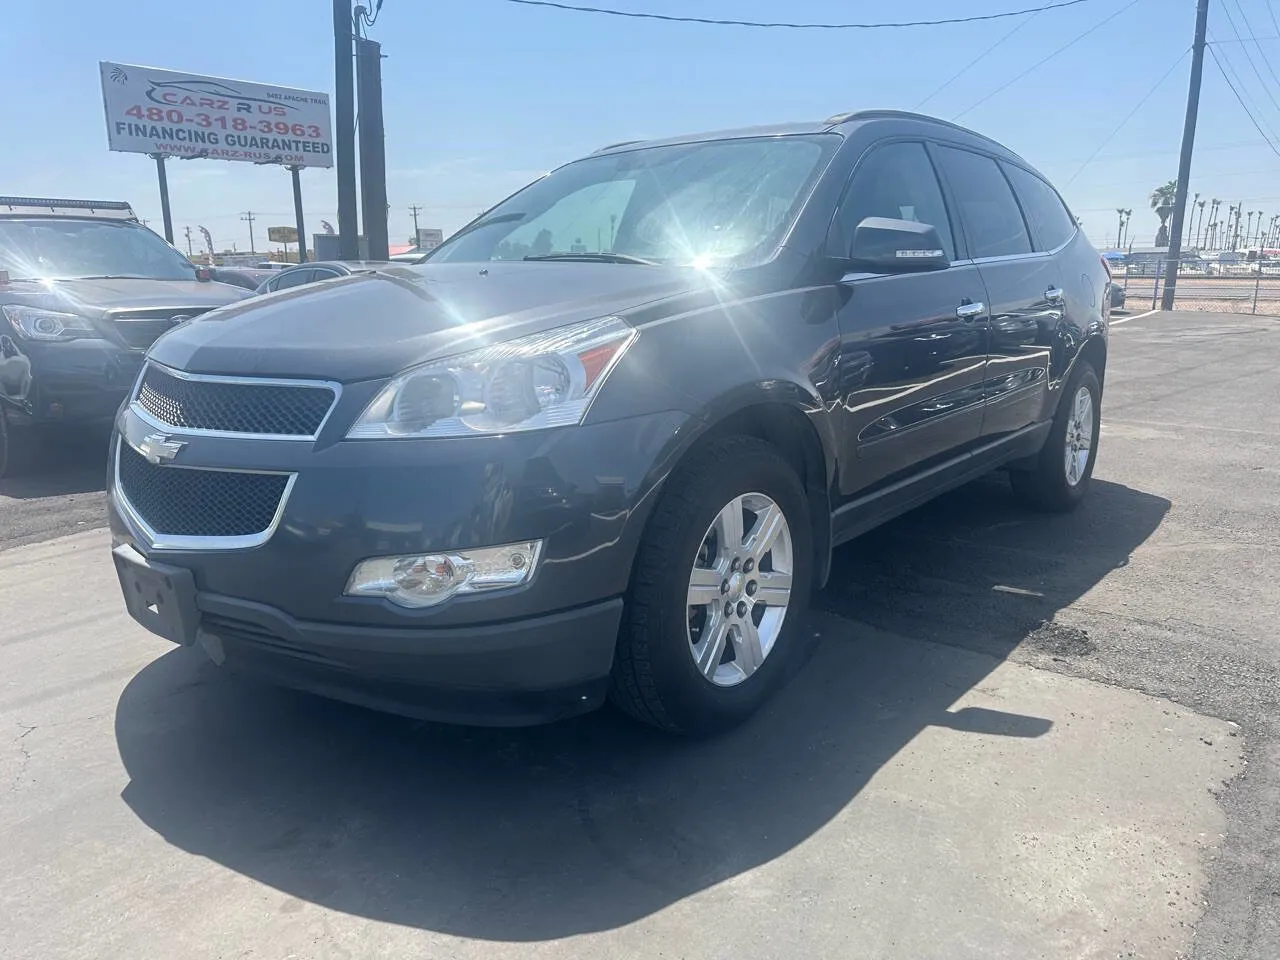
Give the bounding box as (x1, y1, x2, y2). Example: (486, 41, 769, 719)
(429, 134, 841, 268)
(0, 218, 197, 282)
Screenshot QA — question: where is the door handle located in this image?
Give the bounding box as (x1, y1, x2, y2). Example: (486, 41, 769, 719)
(956, 301, 986, 320)
(1046, 287, 1065, 302)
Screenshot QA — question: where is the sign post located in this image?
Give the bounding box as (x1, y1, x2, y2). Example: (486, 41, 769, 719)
(150, 153, 174, 243)
(289, 166, 308, 263)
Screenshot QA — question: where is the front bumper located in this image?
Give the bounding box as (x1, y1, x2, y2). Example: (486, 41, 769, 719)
(114, 542, 622, 725)
(109, 403, 692, 724)
(0, 336, 142, 425)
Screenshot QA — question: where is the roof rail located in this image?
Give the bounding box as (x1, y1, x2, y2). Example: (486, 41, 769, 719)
(822, 109, 979, 133)
(0, 197, 137, 220)
(592, 139, 645, 154)
(821, 109, 1025, 160)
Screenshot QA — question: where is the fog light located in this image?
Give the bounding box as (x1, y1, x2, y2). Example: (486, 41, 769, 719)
(345, 540, 543, 608)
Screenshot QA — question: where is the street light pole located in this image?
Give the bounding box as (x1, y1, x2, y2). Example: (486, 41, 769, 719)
(1161, 0, 1210, 311)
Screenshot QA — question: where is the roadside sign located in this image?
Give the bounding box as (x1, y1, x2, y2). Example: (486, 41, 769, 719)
(416, 227, 444, 250)
(267, 226, 299, 244)
(99, 62, 333, 168)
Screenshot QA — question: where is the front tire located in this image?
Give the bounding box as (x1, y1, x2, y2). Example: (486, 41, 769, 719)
(1011, 361, 1102, 512)
(610, 436, 814, 735)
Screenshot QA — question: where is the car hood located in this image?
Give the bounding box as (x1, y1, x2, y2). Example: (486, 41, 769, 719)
(148, 261, 713, 382)
(0, 277, 249, 317)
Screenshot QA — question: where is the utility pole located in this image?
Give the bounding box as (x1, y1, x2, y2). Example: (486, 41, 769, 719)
(334, 0, 359, 259)
(409, 204, 422, 244)
(356, 36, 389, 261)
(241, 211, 257, 254)
(184, 226, 194, 257)
(1161, 0, 1210, 311)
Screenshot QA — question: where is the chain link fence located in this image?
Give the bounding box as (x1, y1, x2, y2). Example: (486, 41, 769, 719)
(1117, 261, 1280, 315)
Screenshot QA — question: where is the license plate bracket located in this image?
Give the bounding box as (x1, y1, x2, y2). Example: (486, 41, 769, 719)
(112, 544, 199, 645)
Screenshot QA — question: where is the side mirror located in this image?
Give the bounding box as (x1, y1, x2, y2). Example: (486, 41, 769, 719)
(196, 267, 212, 282)
(849, 217, 950, 274)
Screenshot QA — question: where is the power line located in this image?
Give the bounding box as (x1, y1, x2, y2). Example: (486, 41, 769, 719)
(1064, 49, 1191, 185)
(915, 11, 1042, 109)
(1269, 0, 1280, 39)
(1207, 43, 1280, 159)
(1218, 0, 1280, 117)
(952, 0, 1145, 120)
(500, 0, 1099, 30)
(1229, 0, 1280, 98)
(1207, 26, 1280, 142)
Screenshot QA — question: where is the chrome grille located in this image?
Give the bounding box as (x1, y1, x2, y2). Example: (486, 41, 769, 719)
(135, 363, 337, 437)
(117, 442, 289, 539)
(111, 308, 210, 350)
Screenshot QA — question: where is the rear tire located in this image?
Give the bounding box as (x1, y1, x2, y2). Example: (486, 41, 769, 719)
(1010, 361, 1101, 512)
(610, 436, 814, 735)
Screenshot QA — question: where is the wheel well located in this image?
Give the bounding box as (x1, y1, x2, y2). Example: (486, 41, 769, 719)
(691, 404, 834, 588)
(1080, 335, 1108, 388)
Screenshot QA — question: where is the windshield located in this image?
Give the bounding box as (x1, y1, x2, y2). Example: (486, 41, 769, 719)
(0, 218, 197, 281)
(430, 134, 840, 268)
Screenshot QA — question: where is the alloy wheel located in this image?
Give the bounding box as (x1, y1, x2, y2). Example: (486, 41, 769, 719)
(1064, 385, 1094, 486)
(685, 492, 794, 687)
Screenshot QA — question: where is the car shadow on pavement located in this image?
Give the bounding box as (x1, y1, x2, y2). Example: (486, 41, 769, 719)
(0, 426, 110, 500)
(113, 475, 1169, 941)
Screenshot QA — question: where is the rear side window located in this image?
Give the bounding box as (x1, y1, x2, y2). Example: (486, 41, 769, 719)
(834, 141, 955, 261)
(274, 269, 313, 290)
(1003, 163, 1077, 251)
(935, 146, 1031, 260)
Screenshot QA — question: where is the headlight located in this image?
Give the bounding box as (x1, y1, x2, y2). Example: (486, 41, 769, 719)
(347, 316, 636, 439)
(2, 305, 101, 342)
(345, 541, 543, 608)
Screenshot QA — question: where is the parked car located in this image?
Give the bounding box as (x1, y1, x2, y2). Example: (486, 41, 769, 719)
(0, 196, 250, 476)
(210, 266, 275, 291)
(389, 246, 433, 264)
(108, 110, 1109, 735)
(1110, 283, 1126, 310)
(252, 260, 391, 295)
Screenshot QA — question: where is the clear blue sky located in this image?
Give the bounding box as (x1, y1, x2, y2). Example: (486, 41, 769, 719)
(3, 0, 1279, 253)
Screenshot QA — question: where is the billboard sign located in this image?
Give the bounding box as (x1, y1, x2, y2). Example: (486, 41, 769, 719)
(416, 228, 444, 250)
(99, 62, 332, 168)
(267, 226, 299, 244)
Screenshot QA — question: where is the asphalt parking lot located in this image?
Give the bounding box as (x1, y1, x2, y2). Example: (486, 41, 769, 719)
(2, 310, 1278, 959)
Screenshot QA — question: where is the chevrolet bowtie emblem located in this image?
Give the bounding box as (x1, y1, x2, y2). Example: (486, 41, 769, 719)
(137, 432, 186, 465)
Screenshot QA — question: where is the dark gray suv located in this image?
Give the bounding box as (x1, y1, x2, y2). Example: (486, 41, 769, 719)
(108, 110, 1109, 735)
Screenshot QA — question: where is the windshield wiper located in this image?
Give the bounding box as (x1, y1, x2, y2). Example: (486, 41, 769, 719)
(523, 252, 659, 265)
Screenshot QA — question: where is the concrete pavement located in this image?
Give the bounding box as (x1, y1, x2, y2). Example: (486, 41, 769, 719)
(0, 529, 1242, 959)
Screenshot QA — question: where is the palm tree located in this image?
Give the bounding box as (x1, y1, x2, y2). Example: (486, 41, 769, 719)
(1115, 208, 1127, 248)
(1150, 179, 1177, 244)
(1195, 199, 1208, 247)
